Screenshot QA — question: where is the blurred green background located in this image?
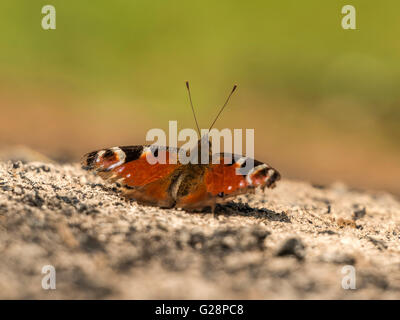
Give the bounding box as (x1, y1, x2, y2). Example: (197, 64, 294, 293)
(0, 0, 399, 194)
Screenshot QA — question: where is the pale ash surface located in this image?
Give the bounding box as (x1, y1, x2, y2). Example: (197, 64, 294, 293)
(0, 161, 399, 299)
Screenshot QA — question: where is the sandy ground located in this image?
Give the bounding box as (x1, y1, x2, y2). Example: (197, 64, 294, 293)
(1, 159, 400, 299)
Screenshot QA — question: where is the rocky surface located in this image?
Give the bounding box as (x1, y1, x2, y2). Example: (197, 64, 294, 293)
(1, 160, 400, 299)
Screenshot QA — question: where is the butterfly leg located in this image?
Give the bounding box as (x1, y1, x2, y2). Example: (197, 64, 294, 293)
(210, 201, 219, 218)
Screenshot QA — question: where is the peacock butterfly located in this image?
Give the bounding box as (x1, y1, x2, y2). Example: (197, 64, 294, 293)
(81, 82, 280, 211)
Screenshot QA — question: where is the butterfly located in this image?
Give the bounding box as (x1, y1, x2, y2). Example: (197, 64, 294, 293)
(81, 82, 280, 211)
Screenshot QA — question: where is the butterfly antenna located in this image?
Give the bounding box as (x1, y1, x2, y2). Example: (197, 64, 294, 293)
(185, 81, 201, 137)
(208, 85, 237, 131)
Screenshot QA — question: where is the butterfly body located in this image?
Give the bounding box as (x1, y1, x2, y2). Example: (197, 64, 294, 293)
(81, 143, 280, 211)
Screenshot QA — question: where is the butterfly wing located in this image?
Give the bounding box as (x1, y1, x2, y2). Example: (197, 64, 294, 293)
(175, 153, 280, 209)
(81, 145, 182, 207)
(205, 153, 280, 196)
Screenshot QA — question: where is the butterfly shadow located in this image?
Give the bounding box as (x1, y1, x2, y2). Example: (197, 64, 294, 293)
(201, 202, 291, 222)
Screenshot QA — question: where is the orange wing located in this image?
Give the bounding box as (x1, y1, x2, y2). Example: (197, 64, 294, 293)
(205, 153, 280, 196)
(82, 145, 182, 207)
(175, 154, 280, 210)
